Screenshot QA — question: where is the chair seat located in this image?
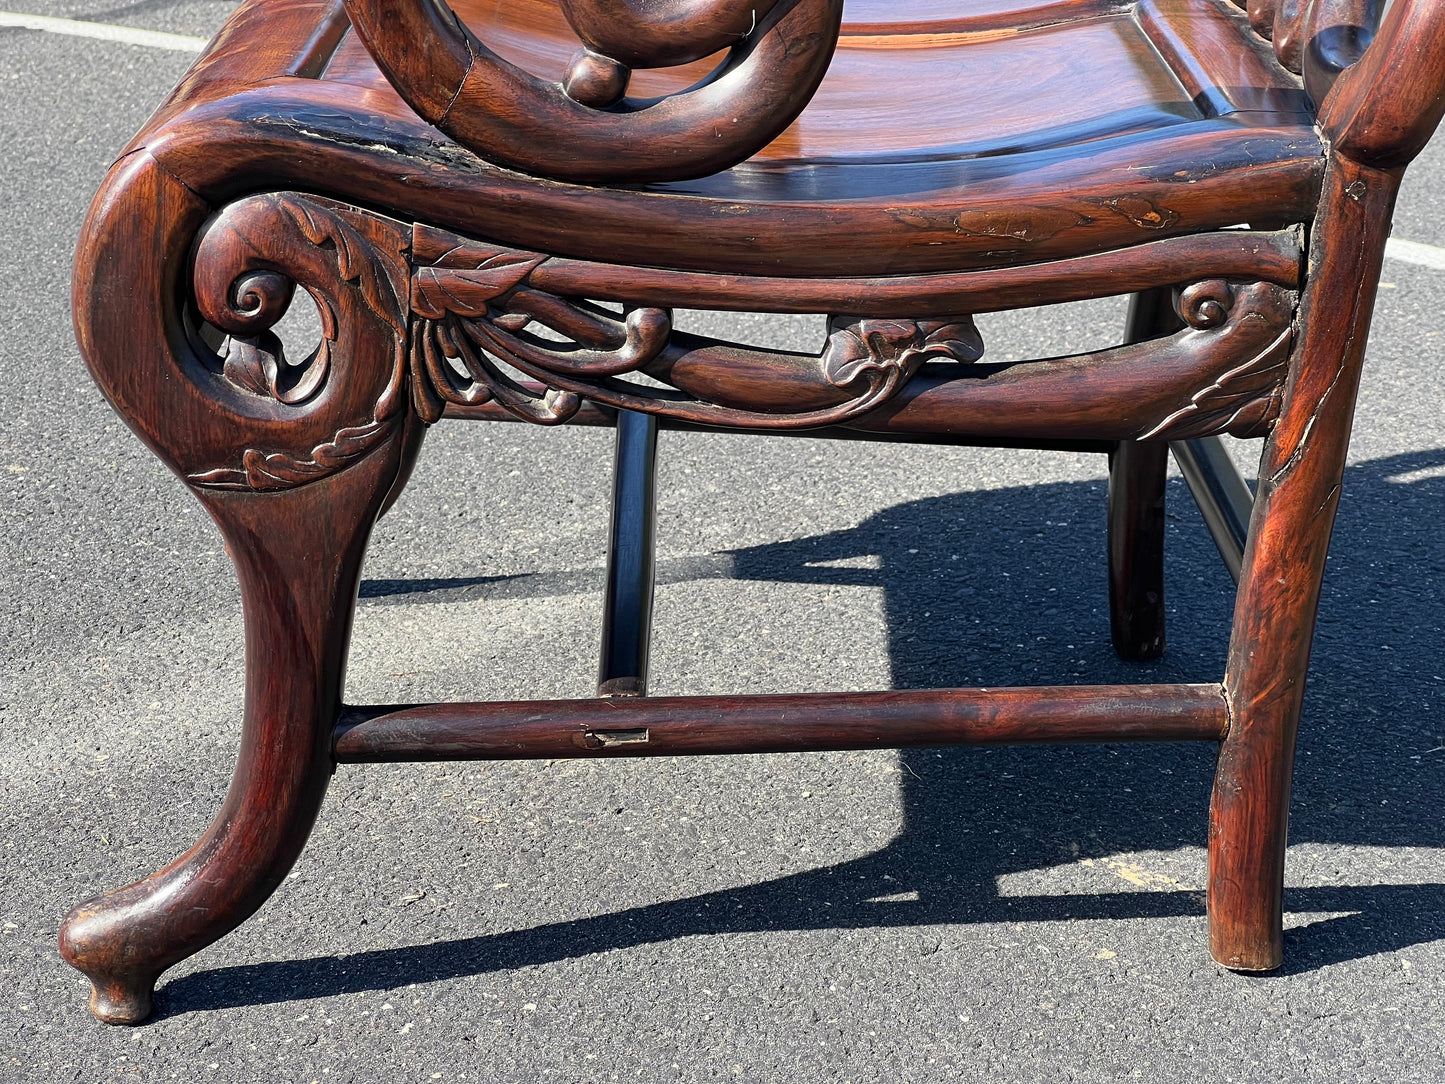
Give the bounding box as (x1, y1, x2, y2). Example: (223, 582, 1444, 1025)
(137, 0, 1320, 277)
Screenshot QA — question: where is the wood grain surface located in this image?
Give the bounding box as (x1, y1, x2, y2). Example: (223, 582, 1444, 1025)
(333, 685, 1232, 762)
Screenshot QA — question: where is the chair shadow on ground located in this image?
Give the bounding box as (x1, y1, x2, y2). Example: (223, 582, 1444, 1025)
(157, 447, 1445, 1017)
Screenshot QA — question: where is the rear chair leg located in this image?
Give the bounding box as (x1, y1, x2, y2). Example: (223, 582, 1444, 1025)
(1107, 288, 1179, 660)
(598, 409, 659, 696)
(1208, 158, 1398, 969)
(1108, 440, 1169, 660)
(58, 449, 398, 1022)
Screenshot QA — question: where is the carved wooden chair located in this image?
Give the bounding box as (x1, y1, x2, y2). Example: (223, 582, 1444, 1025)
(62, 0, 1445, 1024)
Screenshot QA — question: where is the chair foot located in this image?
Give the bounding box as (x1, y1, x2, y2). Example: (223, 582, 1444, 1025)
(1207, 673, 1296, 972)
(60, 914, 159, 1026)
(89, 984, 156, 1027)
(1207, 742, 1288, 970)
(1211, 942, 1282, 972)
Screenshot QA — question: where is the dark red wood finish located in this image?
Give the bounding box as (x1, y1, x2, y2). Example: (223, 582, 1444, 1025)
(1106, 288, 1186, 661)
(343, 0, 845, 182)
(333, 685, 1231, 762)
(1108, 438, 1171, 660)
(1209, 155, 1401, 970)
(61, 0, 1445, 1024)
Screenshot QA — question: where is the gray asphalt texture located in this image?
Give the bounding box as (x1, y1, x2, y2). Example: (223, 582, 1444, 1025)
(3, 5, 1444, 1081)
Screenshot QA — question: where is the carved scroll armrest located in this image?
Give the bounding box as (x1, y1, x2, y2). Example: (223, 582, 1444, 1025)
(341, 0, 843, 184)
(1317, 0, 1445, 167)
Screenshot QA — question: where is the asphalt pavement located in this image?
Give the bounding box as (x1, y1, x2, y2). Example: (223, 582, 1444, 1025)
(2, 5, 1443, 1081)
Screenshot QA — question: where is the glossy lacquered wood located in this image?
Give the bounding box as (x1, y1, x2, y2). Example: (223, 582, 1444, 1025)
(1319, 0, 1445, 166)
(127, 0, 1325, 278)
(64, 155, 415, 1024)
(333, 685, 1231, 761)
(61, 451, 402, 1024)
(343, 0, 844, 182)
(62, 0, 1445, 1027)
(1210, 155, 1399, 970)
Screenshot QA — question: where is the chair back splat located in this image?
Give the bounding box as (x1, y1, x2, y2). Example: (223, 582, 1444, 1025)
(60, 0, 1445, 1023)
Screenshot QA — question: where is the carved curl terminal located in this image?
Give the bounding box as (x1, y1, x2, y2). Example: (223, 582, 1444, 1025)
(187, 195, 410, 490)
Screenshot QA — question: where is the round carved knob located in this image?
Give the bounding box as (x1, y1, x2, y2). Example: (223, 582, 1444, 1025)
(563, 49, 631, 108)
(1178, 280, 1234, 329)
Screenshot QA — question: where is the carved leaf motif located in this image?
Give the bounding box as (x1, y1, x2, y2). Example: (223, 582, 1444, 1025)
(190, 418, 393, 490)
(414, 256, 546, 320)
(285, 200, 406, 341)
(823, 316, 983, 388)
(403, 227, 1297, 437)
(1141, 327, 1292, 440)
(221, 330, 332, 406)
(221, 333, 283, 399)
(406, 238, 986, 431)
(411, 314, 583, 426)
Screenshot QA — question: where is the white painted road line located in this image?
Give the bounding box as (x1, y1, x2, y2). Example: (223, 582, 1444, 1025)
(0, 11, 207, 51)
(1386, 237, 1445, 270)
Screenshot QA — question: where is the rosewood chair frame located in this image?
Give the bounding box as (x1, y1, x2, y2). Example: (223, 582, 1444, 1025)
(60, 0, 1445, 1024)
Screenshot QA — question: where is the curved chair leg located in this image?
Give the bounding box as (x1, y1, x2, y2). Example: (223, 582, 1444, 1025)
(1208, 158, 1397, 969)
(379, 412, 429, 519)
(58, 447, 399, 1023)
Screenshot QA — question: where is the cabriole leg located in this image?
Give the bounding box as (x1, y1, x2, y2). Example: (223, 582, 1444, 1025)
(58, 450, 399, 1023)
(64, 159, 416, 1022)
(1208, 158, 1399, 970)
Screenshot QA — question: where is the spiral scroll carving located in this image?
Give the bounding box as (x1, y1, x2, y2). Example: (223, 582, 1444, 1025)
(1139, 280, 1292, 439)
(1177, 280, 1234, 330)
(187, 195, 410, 490)
(205, 271, 332, 406)
(225, 270, 294, 331)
